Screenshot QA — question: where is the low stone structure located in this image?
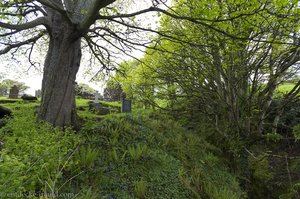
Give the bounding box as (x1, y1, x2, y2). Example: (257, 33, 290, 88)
(21, 94, 37, 101)
(0, 105, 11, 119)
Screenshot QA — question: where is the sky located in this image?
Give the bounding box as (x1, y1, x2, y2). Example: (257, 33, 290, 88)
(0, 0, 165, 96)
(1, 42, 147, 95)
(0, 60, 107, 95)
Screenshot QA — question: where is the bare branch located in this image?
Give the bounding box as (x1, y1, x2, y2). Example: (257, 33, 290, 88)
(0, 17, 46, 31)
(0, 31, 47, 55)
(97, 6, 298, 44)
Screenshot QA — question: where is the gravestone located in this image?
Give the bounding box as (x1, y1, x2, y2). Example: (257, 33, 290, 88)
(9, 85, 19, 99)
(35, 90, 42, 98)
(94, 91, 100, 110)
(122, 99, 132, 113)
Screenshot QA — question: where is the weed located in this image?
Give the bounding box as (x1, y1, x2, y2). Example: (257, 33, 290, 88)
(134, 180, 147, 199)
(128, 144, 148, 161)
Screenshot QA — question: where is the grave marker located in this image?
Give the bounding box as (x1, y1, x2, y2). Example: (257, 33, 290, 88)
(9, 85, 19, 99)
(122, 99, 132, 113)
(93, 91, 101, 110)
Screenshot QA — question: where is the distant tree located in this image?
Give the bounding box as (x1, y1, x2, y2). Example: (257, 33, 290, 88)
(0, 79, 29, 96)
(75, 83, 97, 99)
(114, 60, 157, 108)
(103, 79, 123, 101)
(114, 60, 140, 99)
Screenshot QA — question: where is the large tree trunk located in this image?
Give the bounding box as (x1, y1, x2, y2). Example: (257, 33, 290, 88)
(38, 12, 82, 127)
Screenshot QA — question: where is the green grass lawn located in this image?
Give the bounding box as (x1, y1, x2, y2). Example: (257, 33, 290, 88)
(75, 97, 121, 108)
(276, 83, 295, 94)
(0, 96, 22, 101)
(75, 97, 91, 107)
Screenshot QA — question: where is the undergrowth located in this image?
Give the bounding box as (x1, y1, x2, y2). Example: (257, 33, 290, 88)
(0, 105, 80, 197)
(0, 104, 245, 198)
(74, 111, 245, 198)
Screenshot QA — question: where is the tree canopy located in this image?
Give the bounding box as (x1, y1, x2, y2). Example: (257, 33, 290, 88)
(112, 0, 300, 138)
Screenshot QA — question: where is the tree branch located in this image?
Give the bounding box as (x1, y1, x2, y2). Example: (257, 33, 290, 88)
(97, 6, 297, 44)
(77, 0, 116, 33)
(0, 31, 47, 55)
(0, 17, 46, 31)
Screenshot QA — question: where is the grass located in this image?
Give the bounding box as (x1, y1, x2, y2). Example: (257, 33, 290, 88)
(274, 82, 299, 97)
(75, 97, 91, 107)
(75, 98, 122, 120)
(76, 97, 121, 108)
(101, 100, 121, 107)
(74, 112, 245, 198)
(0, 96, 23, 104)
(0, 98, 246, 198)
(0, 96, 39, 110)
(277, 83, 295, 93)
(0, 105, 80, 195)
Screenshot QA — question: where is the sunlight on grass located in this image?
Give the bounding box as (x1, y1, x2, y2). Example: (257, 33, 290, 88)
(277, 83, 295, 93)
(75, 97, 91, 107)
(275, 83, 296, 97)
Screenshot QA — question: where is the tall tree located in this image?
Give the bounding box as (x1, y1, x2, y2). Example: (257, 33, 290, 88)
(0, 0, 170, 126)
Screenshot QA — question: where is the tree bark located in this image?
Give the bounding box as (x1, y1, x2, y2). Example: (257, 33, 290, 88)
(38, 11, 81, 127)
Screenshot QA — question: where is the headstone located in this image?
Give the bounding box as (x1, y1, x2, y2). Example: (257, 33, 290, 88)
(122, 99, 132, 113)
(35, 89, 42, 98)
(94, 91, 100, 110)
(9, 85, 19, 99)
(95, 91, 100, 103)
